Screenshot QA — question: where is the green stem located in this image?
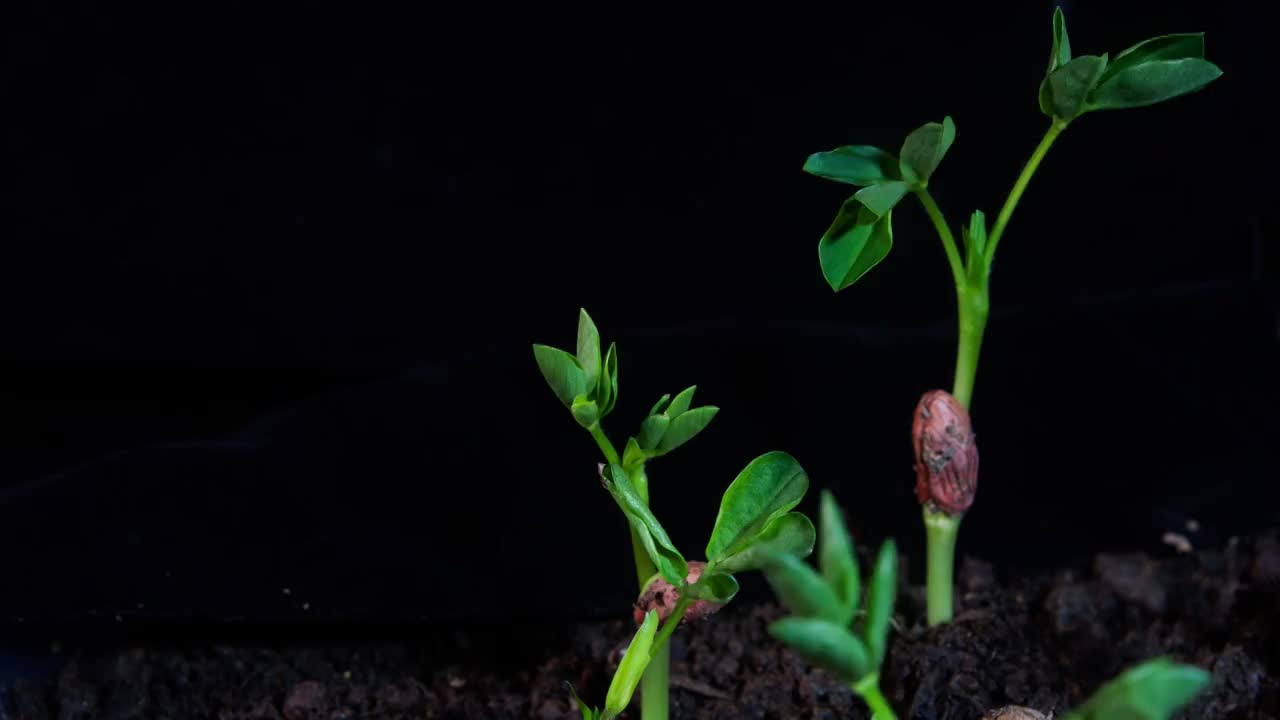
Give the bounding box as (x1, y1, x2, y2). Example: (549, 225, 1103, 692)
(914, 187, 965, 291)
(924, 509, 961, 626)
(853, 673, 898, 720)
(589, 423, 621, 465)
(984, 120, 1067, 266)
(640, 595, 690, 720)
(951, 281, 989, 411)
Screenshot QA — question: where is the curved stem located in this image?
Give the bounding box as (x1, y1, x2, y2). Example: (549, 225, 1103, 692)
(649, 596, 693, 659)
(914, 188, 965, 290)
(853, 673, 898, 720)
(924, 509, 961, 626)
(589, 423, 621, 465)
(984, 120, 1067, 266)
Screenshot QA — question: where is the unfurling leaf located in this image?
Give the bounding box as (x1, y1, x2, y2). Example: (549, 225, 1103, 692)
(576, 308, 602, 392)
(768, 617, 872, 684)
(1044, 54, 1109, 120)
(818, 490, 860, 626)
(666, 385, 697, 418)
(603, 609, 659, 718)
(1088, 58, 1221, 111)
(565, 682, 599, 720)
(854, 180, 911, 217)
(598, 342, 618, 416)
(656, 406, 718, 454)
(1048, 6, 1072, 73)
(648, 393, 672, 416)
(685, 572, 740, 604)
(898, 116, 955, 185)
(1100, 33, 1206, 84)
(964, 209, 987, 279)
(762, 552, 843, 623)
(713, 512, 816, 574)
(1060, 656, 1211, 720)
(571, 396, 600, 429)
(864, 539, 898, 665)
(706, 451, 810, 563)
(602, 464, 688, 585)
(818, 197, 894, 292)
(622, 437, 647, 470)
(803, 145, 900, 187)
(638, 414, 670, 451)
(533, 344, 588, 409)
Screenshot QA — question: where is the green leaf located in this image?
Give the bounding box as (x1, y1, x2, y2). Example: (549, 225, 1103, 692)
(598, 342, 618, 416)
(1048, 6, 1072, 73)
(705, 451, 810, 563)
(602, 464, 688, 585)
(576, 309, 602, 392)
(818, 198, 894, 292)
(1100, 33, 1205, 85)
(666, 385, 697, 418)
(1046, 54, 1109, 120)
(685, 572, 739, 603)
(803, 145, 900, 187)
(656, 406, 718, 454)
(638, 414, 670, 451)
(648, 393, 671, 416)
(864, 539, 897, 666)
(1061, 657, 1211, 720)
(898, 116, 955, 184)
(713, 512, 816, 574)
(533, 344, 588, 409)
(603, 609, 659, 718)
(762, 552, 843, 623)
(854, 180, 911, 217)
(964, 209, 987, 279)
(571, 396, 600, 429)
(768, 617, 872, 684)
(818, 491, 860, 626)
(622, 437, 647, 470)
(1088, 58, 1222, 111)
(565, 682, 599, 720)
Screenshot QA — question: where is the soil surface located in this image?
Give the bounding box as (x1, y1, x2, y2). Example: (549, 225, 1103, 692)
(4, 529, 1278, 719)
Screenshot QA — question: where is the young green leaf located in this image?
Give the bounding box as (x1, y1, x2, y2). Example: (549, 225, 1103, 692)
(685, 572, 740, 604)
(598, 342, 619, 416)
(571, 396, 600, 429)
(638, 414, 670, 451)
(656, 406, 718, 454)
(533, 344, 589, 408)
(565, 682, 599, 720)
(622, 437, 647, 470)
(1060, 656, 1211, 720)
(666, 385, 697, 418)
(705, 451, 810, 563)
(1099, 33, 1206, 85)
(964, 209, 987, 280)
(577, 309, 602, 392)
(1046, 54, 1109, 120)
(803, 145, 900, 187)
(768, 617, 872, 684)
(712, 512, 816, 574)
(1088, 58, 1222, 111)
(602, 464, 688, 585)
(603, 609, 659, 719)
(854, 180, 911, 217)
(818, 197, 894, 292)
(898, 116, 955, 185)
(648, 393, 672, 416)
(818, 490, 860, 626)
(762, 552, 843, 622)
(864, 539, 897, 666)
(1048, 6, 1072, 73)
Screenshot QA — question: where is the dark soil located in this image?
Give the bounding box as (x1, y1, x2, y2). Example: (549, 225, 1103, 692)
(4, 530, 1278, 720)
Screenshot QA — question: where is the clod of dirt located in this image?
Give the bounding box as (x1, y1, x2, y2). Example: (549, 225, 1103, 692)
(1094, 552, 1168, 613)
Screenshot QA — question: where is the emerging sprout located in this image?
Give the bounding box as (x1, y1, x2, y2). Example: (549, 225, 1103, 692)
(986, 655, 1211, 720)
(567, 610, 659, 720)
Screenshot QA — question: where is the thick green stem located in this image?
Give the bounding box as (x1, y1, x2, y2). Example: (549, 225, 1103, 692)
(853, 674, 898, 720)
(924, 509, 961, 626)
(639, 595, 690, 720)
(951, 281, 989, 411)
(589, 423, 621, 466)
(984, 120, 1067, 266)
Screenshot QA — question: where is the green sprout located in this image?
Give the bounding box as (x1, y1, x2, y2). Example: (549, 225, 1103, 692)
(535, 308, 818, 720)
(987, 656, 1211, 719)
(800, 6, 1223, 626)
(567, 610, 659, 720)
(762, 490, 900, 719)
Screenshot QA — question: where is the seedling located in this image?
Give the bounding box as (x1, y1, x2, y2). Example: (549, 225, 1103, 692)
(762, 490, 900, 719)
(800, 7, 1222, 625)
(535, 309, 818, 720)
(986, 656, 1211, 719)
(566, 610, 659, 720)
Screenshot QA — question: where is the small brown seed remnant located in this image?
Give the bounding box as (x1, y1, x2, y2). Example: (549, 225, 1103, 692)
(912, 389, 978, 515)
(982, 707, 1051, 720)
(633, 561, 724, 625)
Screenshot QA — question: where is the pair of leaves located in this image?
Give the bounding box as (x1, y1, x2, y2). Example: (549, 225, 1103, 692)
(1060, 656, 1210, 720)
(803, 117, 955, 292)
(763, 491, 897, 684)
(635, 386, 719, 458)
(534, 309, 619, 429)
(601, 463, 688, 586)
(567, 610, 659, 720)
(1038, 7, 1222, 122)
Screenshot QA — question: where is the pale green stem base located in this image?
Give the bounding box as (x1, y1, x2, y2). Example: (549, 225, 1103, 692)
(924, 509, 961, 626)
(853, 673, 898, 720)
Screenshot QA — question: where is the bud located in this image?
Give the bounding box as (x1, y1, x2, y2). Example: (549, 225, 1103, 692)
(912, 389, 978, 515)
(633, 561, 724, 625)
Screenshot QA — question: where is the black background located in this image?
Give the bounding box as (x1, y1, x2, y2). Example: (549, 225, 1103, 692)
(0, 1, 1276, 635)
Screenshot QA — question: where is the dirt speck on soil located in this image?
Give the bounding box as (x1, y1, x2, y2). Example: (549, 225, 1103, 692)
(4, 529, 1279, 719)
